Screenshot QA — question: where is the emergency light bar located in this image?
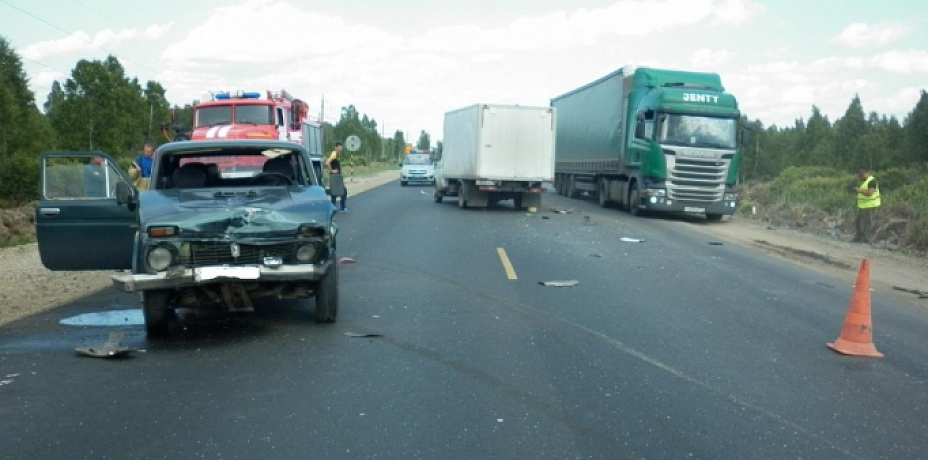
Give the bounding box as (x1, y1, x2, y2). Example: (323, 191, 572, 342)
(212, 91, 262, 101)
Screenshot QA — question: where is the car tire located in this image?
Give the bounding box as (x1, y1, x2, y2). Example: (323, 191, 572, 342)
(142, 290, 171, 337)
(706, 213, 724, 222)
(314, 260, 338, 323)
(401, 180, 407, 186)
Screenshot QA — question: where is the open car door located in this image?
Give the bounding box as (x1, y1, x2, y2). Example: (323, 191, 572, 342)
(35, 152, 138, 270)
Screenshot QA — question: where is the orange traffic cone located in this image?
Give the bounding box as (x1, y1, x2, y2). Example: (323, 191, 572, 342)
(827, 258, 883, 358)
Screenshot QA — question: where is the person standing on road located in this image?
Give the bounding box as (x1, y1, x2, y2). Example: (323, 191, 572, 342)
(851, 168, 880, 243)
(83, 156, 108, 197)
(129, 142, 155, 190)
(326, 142, 348, 211)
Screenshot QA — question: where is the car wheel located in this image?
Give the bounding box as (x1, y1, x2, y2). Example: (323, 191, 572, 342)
(314, 260, 338, 323)
(142, 290, 171, 337)
(401, 180, 407, 186)
(706, 213, 723, 222)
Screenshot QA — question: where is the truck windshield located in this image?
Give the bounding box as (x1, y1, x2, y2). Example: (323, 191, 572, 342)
(196, 106, 233, 127)
(235, 105, 274, 125)
(658, 114, 736, 149)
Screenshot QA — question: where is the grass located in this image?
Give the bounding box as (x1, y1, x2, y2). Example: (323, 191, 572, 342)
(0, 235, 35, 248)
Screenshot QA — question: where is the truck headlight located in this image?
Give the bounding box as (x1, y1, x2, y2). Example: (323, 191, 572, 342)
(147, 246, 174, 271)
(645, 189, 666, 197)
(724, 193, 737, 201)
(296, 243, 318, 262)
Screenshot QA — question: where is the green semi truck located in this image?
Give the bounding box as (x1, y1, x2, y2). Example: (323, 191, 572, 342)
(551, 65, 745, 221)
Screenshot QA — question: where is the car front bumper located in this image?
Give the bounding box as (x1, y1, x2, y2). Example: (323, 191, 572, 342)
(112, 262, 331, 292)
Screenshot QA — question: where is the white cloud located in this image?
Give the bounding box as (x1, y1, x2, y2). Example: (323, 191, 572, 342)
(711, 0, 765, 26)
(868, 50, 928, 74)
(690, 48, 734, 69)
(21, 23, 175, 60)
(873, 86, 928, 117)
(830, 22, 908, 49)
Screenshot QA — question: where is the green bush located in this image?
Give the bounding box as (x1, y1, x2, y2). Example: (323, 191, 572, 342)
(783, 176, 855, 213)
(886, 180, 928, 216)
(769, 166, 845, 197)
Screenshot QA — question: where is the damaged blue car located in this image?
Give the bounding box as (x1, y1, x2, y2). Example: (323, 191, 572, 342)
(35, 140, 339, 336)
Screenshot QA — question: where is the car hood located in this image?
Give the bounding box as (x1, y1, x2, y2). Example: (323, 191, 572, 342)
(138, 187, 334, 239)
(402, 165, 434, 172)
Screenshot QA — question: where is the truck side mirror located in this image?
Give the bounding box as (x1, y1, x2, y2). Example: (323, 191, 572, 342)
(740, 126, 753, 147)
(116, 181, 138, 211)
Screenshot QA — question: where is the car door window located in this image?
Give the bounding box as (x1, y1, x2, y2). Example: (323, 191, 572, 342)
(43, 155, 130, 200)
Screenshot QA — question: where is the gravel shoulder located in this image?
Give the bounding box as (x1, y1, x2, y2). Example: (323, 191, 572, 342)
(0, 170, 400, 327)
(679, 215, 928, 308)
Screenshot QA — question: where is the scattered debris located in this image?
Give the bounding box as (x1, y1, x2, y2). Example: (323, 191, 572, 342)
(752, 240, 853, 269)
(344, 332, 382, 338)
(550, 207, 574, 214)
(541, 216, 550, 220)
(620, 237, 645, 243)
(5, 373, 19, 378)
(816, 282, 835, 289)
(590, 253, 603, 258)
(75, 330, 136, 359)
(527, 207, 538, 213)
(0, 380, 13, 386)
(708, 241, 724, 246)
(539, 280, 579, 287)
(892, 286, 928, 299)
(338, 257, 357, 264)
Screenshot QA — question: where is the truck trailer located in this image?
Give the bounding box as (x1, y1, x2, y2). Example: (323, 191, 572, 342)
(434, 104, 555, 209)
(551, 65, 744, 221)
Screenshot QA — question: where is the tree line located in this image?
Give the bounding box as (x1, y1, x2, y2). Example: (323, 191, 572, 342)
(3, 34, 927, 205)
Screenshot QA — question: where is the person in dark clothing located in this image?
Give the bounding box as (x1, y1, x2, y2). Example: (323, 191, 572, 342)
(326, 142, 347, 211)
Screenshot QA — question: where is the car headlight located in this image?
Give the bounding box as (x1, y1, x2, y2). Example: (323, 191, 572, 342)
(296, 243, 318, 262)
(147, 246, 174, 271)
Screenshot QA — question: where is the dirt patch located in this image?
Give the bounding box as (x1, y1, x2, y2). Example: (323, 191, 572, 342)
(0, 170, 399, 327)
(682, 215, 928, 308)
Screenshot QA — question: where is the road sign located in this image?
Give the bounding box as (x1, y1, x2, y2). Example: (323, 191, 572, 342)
(345, 135, 361, 152)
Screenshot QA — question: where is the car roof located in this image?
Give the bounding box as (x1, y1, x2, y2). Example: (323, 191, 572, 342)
(155, 140, 308, 157)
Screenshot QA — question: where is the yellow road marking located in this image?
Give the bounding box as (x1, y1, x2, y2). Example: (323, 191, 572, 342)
(497, 247, 518, 280)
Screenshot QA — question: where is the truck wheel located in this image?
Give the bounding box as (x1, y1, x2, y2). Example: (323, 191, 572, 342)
(629, 185, 642, 216)
(598, 179, 610, 208)
(567, 176, 580, 199)
(314, 261, 338, 323)
(555, 175, 564, 196)
(457, 192, 467, 208)
(513, 195, 523, 209)
(142, 290, 171, 337)
(706, 213, 724, 222)
(433, 190, 443, 203)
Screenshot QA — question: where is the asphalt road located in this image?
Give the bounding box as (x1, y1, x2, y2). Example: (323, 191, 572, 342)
(2, 182, 928, 459)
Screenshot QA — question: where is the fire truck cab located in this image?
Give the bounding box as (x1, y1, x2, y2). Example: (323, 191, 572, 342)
(192, 89, 309, 143)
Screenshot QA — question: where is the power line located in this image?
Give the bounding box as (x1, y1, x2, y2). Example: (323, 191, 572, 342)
(20, 56, 69, 77)
(0, 0, 162, 76)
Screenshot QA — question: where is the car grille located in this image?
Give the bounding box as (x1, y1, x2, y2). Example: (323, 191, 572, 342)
(668, 157, 727, 203)
(178, 242, 297, 267)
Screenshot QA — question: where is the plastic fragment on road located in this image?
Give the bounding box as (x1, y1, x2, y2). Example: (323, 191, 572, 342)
(550, 207, 574, 214)
(590, 253, 603, 258)
(75, 330, 136, 359)
(620, 237, 645, 243)
(708, 241, 724, 245)
(344, 332, 382, 338)
(538, 280, 579, 287)
(338, 257, 357, 264)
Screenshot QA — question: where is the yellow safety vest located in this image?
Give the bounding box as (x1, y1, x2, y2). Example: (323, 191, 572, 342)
(857, 176, 880, 209)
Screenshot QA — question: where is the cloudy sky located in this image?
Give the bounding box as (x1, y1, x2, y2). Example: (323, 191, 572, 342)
(3, 0, 927, 141)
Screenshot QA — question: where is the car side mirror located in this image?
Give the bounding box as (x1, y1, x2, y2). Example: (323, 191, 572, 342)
(116, 181, 138, 211)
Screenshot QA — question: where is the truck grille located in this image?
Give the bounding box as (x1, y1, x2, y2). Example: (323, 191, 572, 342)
(668, 157, 728, 203)
(178, 242, 297, 267)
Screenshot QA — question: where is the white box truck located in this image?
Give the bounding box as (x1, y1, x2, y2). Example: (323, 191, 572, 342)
(434, 104, 555, 209)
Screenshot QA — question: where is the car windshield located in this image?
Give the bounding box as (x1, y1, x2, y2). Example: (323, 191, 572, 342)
(158, 147, 318, 188)
(195, 106, 233, 127)
(235, 105, 274, 125)
(658, 114, 737, 149)
(404, 155, 432, 165)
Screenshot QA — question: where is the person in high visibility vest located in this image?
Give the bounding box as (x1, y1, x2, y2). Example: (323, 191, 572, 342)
(851, 168, 880, 243)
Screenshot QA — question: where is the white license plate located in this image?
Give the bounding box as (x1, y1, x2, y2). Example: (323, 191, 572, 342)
(684, 207, 706, 213)
(195, 266, 261, 282)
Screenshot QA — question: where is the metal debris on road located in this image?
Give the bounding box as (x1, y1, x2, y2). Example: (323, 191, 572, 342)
(539, 280, 580, 287)
(590, 253, 603, 258)
(338, 257, 357, 264)
(541, 216, 550, 219)
(344, 332, 382, 338)
(75, 330, 136, 359)
(550, 207, 574, 214)
(708, 241, 724, 245)
(620, 237, 645, 243)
